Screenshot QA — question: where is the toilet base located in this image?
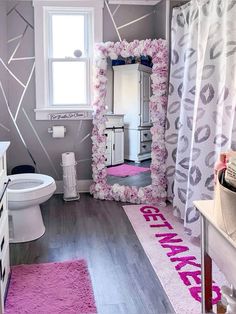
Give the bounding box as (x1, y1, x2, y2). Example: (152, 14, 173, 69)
(9, 205, 45, 243)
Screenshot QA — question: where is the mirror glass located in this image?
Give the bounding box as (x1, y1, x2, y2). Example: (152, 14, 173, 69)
(105, 57, 152, 188)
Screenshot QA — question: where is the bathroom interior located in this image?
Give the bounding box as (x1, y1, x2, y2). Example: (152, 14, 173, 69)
(0, 0, 236, 313)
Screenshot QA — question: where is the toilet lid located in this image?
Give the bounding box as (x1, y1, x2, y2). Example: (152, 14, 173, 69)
(9, 179, 43, 190)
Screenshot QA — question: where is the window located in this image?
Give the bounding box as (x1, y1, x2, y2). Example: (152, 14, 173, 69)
(33, 1, 103, 120)
(49, 11, 90, 107)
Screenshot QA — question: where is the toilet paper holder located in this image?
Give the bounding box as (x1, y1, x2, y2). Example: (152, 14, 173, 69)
(48, 126, 67, 137)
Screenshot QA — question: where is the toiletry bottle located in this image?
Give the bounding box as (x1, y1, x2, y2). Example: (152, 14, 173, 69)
(214, 152, 226, 185)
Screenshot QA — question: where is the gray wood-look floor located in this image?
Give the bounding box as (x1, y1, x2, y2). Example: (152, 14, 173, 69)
(10, 194, 174, 314)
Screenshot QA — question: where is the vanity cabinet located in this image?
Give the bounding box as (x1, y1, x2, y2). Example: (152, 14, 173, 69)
(0, 142, 10, 313)
(105, 114, 124, 166)
(113, 64, 152, 162)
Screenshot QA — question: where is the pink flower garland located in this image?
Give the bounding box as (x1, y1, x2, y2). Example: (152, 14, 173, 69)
(90, 39, 168, 206)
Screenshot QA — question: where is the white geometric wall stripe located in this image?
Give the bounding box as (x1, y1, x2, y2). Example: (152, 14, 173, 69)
(0, 5, 36, 170)
(105, 1, 122, 41)
(0, 79, 37, 168)
(117, 11, 155, 30)
(0, 123, 10, 133)
(4, 2, 58, 174)
(104, 0, 156, 41)
(22, 108, 59, 178)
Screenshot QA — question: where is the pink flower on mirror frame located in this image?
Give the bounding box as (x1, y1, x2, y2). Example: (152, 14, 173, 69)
(90, 39, 168, 206)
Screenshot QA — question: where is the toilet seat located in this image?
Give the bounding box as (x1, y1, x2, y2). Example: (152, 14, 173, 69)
(8, 173, 56, 202)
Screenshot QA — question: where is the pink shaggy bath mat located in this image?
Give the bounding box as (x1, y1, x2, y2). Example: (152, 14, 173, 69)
(107, 164, 150, 177)
(5, 260, 97, 314)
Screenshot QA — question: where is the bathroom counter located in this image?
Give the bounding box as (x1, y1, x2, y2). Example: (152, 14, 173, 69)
(194, 200, 236, 248)
(194, 200, 236, 313)
(0, 142, 10, 158)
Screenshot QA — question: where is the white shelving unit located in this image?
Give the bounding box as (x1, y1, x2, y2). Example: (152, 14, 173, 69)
(0, 142, 10, 313)
(113, 63, 152, 162)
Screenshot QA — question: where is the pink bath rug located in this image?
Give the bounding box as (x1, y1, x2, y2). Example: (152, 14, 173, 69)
(123, 204, 228, 314)
(5, 259, 97, 314)
(107, 164, 150, 177)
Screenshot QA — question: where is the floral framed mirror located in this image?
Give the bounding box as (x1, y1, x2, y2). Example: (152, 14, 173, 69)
(90, 39, 168, 205)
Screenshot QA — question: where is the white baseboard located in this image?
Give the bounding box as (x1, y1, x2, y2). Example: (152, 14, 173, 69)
(55, 180, 93, 194)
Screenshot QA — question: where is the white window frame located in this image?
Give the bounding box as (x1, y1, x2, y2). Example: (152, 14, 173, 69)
(33, 0, 103, 120)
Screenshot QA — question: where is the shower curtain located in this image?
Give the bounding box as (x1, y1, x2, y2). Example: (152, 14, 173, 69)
(166, 0, 236, 236)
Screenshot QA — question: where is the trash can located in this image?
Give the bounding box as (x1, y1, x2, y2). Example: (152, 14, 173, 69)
(214, 169, 236, 239)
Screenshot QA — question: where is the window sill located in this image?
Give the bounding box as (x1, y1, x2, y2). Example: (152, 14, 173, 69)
(34, 107, 94, 120)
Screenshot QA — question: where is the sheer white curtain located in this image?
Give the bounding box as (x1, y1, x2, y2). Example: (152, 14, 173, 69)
(166, 0, 236, 236)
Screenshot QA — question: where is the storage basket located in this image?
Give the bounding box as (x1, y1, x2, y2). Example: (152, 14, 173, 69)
(214, 169, 236, 240)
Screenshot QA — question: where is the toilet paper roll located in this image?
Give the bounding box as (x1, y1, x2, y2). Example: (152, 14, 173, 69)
(52, 126, 66, 138)
(62, 152, 76, 165)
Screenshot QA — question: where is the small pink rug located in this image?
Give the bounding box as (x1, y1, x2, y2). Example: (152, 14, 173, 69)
(107, 164, 150, 177)
(5, 260, 97, 314)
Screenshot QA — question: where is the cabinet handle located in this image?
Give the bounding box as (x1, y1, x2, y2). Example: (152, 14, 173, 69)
(113, 144, 115, 150)
(142, 145, 147, 149)
(0, 179, 11, 203)
(144, 133, 148, 137)
(0, 260, 2, 281)
(105, 158, 107, 162)
(0, 259, 5, 281)
(1, 268, 5, 282)
(106, 146, 108, 149)
(105, 134, 108, 137)
(0, 237, 4, 252)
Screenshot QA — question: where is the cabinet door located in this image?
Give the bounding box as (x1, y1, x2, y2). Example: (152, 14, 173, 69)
(112, 129, 124, 165)
(104, 130, 112, 166)
(140, 72, 151, 126)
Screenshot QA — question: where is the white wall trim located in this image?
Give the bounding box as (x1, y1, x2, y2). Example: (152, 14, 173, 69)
(55, 179, 93, 194)
(33, 1, 104, 7)
(108, 0, 161, 4)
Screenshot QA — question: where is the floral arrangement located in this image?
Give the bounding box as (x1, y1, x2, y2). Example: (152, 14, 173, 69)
(90, 39, 168, 206)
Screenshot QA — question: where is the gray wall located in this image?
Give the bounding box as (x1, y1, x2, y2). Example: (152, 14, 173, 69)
(103, 4, 156, 42)
(0, 1, 166, 181)
(154, 0, 167, 40)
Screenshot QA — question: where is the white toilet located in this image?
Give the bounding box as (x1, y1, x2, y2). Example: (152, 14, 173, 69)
(7, 173, 56, 243)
